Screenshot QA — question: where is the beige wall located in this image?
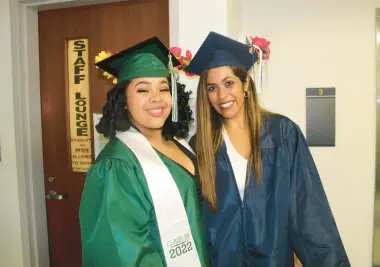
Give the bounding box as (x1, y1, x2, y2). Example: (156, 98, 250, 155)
(376, 11, 380, 190)
(241, 0, 376, 266)
(0, 1, 29, 266)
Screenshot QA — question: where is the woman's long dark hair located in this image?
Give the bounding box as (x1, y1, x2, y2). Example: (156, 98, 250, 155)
(96, 78, 194, 140)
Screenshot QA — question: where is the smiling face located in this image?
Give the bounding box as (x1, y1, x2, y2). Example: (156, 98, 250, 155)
(126, 77, 171, 134)
(206, 66, 247, 120)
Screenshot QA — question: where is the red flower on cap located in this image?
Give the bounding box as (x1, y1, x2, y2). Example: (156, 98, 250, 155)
(170, 47, 195, 77)
(250, 36, 271, 60)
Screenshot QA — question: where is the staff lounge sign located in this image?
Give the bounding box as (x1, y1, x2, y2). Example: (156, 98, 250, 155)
(67, 39, 92, 172)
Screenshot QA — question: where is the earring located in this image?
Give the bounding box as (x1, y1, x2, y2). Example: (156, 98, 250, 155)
(244, 90, 250, 98)
(124, 106, 128, 110)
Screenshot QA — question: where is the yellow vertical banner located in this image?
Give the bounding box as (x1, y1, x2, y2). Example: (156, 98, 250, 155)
(67, 39, 92, 172)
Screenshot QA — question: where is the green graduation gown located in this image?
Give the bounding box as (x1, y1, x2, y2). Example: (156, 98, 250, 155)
(79, 137, 209, 267)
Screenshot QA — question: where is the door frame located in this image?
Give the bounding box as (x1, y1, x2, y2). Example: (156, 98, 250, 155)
(11, 0, 180, 266)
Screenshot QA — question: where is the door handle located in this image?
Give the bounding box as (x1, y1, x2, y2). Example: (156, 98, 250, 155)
(46, 190, 67, 200)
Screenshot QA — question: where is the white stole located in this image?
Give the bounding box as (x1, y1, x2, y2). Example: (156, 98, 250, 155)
(116, 129, 201, 267)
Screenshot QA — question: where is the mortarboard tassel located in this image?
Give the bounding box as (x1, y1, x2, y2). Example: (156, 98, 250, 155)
(250, 44, 263, 94)
(247, 41, 263, 94)
(168, 53, 178, 122)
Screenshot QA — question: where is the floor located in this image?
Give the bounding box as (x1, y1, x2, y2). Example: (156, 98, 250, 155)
(374, 191, 380, 266)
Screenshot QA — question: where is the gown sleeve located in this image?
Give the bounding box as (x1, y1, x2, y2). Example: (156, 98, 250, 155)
(79, 158, 164, 267)
(286, 125, 351, 267)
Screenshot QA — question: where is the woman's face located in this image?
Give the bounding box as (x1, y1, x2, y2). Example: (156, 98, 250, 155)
(206, 66, 246, 120)
(126, 77, 171, 133)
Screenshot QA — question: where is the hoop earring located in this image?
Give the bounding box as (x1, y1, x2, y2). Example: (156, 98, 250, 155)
(244, 90, 250, 98)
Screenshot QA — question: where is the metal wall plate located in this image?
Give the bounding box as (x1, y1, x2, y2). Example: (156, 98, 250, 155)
(306, 87, 336, 147)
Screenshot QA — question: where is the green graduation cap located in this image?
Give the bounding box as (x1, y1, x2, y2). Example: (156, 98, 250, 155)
(96, 36, 181, 83)
(96, 36, 181, 122)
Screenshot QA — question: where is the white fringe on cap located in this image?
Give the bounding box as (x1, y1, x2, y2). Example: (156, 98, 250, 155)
(168, 53, 178, 122)
(248, 44, 263, 95)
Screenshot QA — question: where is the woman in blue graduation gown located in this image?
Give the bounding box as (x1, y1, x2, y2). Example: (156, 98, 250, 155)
(185, 32, 351, 267)
(79, 37, 209, 267)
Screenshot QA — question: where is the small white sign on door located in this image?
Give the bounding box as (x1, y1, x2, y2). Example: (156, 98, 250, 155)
(93, 113, 110, 159)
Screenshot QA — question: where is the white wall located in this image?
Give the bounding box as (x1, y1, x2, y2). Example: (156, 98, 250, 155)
(0, 1, 29, 267)
(241, 0, 376, 266)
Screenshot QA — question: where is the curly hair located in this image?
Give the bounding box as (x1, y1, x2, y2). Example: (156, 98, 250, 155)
(96, 78, 194, 140)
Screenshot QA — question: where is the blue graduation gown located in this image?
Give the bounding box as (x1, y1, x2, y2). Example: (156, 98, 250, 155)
(190, 114, 350, 267)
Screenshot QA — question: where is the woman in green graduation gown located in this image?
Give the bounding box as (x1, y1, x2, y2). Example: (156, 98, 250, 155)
(79, 37, 209, 267)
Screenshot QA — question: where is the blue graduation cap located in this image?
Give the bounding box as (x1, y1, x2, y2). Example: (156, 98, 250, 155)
(185, 31, 259, 75)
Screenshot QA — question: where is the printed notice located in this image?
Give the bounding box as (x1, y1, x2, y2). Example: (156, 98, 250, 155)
(67, 39, 92, 172)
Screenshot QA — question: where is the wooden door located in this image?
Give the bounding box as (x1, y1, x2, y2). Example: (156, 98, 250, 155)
(38, 1, 169, 266)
